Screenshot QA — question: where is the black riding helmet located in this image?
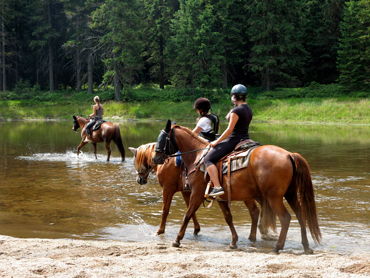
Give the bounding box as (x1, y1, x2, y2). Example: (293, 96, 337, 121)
(230, 84, 247, 95)
(193, 97, 211, 111)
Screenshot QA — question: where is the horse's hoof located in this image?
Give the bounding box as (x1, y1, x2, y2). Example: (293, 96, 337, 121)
(172, 241, 181, 248)
(157, 230, 164, 235)
(229, 243, 238, 249)
(304, 248, 314, 254)
(248, 236, 257, 242)
(269, 247, 280, 254)
(193, 228, 200, 236)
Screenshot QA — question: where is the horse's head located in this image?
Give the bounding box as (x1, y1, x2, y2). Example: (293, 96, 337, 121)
(152, 119, 179, 165)
(129, 144, 156, 185)
(72, 116, 80, 132)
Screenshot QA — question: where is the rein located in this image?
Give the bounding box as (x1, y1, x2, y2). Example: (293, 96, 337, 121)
(168, 147, 208, 157)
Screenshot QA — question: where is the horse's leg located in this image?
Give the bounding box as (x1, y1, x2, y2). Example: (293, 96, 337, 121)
(217, 201, 238, 249)
(93, 143, 97, 159)
(157, 188, 176, 235)
(268, 197, 291, 254)
(243, 199, 260, 242)
(77, 140, 88, 156)
(181, 191, 201, 235)
(285, 191, 312, 254)
(105, 141, 111, 162)
(172, 196, 203, 248)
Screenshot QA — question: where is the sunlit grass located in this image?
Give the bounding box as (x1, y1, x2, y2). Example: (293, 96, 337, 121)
(0, 98, 369, 125)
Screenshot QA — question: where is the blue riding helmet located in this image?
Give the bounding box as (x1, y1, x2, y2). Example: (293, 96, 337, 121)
(230, 84, 247, 95)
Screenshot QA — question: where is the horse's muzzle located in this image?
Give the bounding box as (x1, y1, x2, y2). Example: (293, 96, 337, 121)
(137, 176, 147, 185)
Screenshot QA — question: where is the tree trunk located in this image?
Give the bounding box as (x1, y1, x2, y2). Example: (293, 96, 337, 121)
(222, 62, 227, 89)
(87, 51, 93, 94)
(113, 50, 121, 100)
(2, 4, 5, 92)
(76, 49, 81, 91)
(48, 3, 54, 91)
(159, 35, 164, 89)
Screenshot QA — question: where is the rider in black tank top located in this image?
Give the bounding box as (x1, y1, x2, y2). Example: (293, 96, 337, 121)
(204, 84, 252, 197)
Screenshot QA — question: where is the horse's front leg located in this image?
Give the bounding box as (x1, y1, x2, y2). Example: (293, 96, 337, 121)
(157, 188, 176, 235)
(181, 191, 201, 235)
(77, 140, 88, 156)
(105, 142, 111, 162)
(172, 195, 203, 248)
(217, 201, 238, 249)
(243, 199, 260, 242)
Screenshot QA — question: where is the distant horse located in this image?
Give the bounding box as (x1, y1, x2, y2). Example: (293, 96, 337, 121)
(152, 120, 321, 254)
(129, 143, 272, 240)
(72, 115, 125, 162)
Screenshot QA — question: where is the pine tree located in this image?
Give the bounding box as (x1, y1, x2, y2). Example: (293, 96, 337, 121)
(337, 0, 370, 90)
(247, 0, 308, 90)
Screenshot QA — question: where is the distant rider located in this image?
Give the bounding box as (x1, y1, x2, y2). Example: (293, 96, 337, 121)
(84, 96, 104, 142)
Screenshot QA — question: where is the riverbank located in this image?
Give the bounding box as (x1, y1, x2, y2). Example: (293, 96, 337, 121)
(0, 98, 369, 124)
(0, 235, 369, 277)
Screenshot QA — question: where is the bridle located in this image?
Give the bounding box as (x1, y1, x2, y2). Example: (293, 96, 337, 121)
(154, 127, 208, 164)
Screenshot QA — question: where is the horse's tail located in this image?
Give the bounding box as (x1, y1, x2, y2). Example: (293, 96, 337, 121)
(114, 124, 125, 162)
(290, 153, 321, 244)
(260, 197, 277, 234)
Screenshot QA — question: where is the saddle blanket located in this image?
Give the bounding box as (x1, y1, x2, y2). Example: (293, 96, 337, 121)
(199, 145, 259, 174)
(92, 120, 107, 131)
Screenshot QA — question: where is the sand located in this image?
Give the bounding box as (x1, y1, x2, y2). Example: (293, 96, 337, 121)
(0, 235, 369, 278)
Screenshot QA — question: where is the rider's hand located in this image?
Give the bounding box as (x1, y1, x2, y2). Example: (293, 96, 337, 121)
(209, 140, 218, 148)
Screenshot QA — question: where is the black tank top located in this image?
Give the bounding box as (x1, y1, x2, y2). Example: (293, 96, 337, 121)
(226, 104, 252, 141)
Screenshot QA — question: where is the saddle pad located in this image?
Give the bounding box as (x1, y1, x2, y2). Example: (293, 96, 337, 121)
(199, 145, 259, 174)
(92, 120, 107, 131)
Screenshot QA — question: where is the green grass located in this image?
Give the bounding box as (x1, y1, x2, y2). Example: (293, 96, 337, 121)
(0, 98, 369, 124)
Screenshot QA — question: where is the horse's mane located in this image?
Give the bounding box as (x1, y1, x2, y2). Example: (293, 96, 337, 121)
(136, 142, 156, 171)
(173, 125, 209, 147)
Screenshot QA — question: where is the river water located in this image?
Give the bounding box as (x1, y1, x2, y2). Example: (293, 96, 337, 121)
(0, 120, 369, 255)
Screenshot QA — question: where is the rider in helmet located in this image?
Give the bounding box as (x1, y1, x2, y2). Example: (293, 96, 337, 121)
(204, 84, 252, 197)
(84, 96, 104, 142)
(192, 98, 219, 141)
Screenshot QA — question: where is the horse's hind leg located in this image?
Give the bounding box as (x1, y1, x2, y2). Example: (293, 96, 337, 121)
(218, 201, 238, 249)
(285, 191, 312, 254)
(93, 143, 97, 159)
(181, 191, 201, 235)
(243, 199, 259, 242)
(268, 197, 291, 253)
(105, 142, 111, 162)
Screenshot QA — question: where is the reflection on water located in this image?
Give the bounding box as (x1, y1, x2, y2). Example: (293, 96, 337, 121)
(0, 120, 369, 255)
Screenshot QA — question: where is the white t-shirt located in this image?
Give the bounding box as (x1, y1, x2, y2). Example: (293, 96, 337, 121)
(196, 117, 212, 133)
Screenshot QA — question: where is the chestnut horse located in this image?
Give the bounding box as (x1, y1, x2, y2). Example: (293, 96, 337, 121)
(72, 115, 125, 162)
(152, 120, 321, 254)
(129, 143, 271, 238)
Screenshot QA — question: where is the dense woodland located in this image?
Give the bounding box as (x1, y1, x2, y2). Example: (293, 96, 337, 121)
(0, 0, 369, 100)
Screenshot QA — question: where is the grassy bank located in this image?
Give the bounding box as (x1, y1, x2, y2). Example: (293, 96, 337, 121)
(0, 98, 369, 124)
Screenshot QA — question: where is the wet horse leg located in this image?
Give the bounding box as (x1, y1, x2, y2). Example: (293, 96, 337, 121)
(285, 191, 313, 254)
(243, 199, 260, 242)
(181, 191, 201, 235)
(93, 143, 98, 159)
(172, 196, 204, 248)
(104, 141, 111, 162)
(268, 197, 291, 253)
(157, 188, 177, 235)
(77, 140, 88, 156)
(218, 201, 239, 249)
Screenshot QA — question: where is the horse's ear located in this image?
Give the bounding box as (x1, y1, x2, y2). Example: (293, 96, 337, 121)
(128, 147, 137, 156)
(165, 119, 171, 132)
(73, 116, 77, 120)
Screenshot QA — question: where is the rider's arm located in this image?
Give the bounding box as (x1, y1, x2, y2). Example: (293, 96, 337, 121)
(192, 126, 202, 134)
(209, 112, 238, 147)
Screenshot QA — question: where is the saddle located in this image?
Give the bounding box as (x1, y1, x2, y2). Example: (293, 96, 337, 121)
(92, 120, 107, 131)
(200, 139, 261, 206)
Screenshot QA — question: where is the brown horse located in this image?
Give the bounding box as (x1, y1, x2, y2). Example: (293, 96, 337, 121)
(152, 120, 321, 254)
(130, 143, 273, 240)
(72, 115, 125, 162)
